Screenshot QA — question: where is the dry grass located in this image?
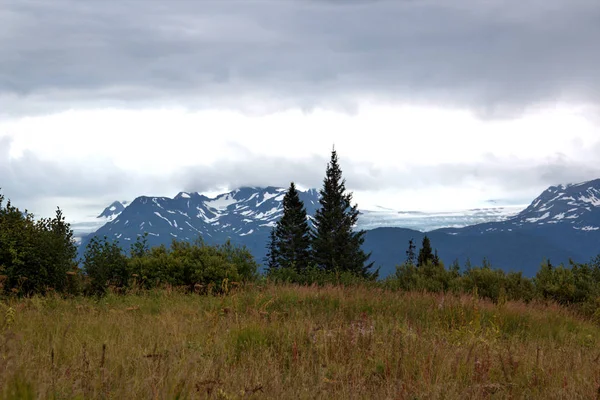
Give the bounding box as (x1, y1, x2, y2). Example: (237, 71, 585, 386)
(1, 284, 600, 399)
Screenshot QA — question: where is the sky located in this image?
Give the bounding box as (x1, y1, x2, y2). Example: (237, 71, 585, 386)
(1, 0, 600, 222)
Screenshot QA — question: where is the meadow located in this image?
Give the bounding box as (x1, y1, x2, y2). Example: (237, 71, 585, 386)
(1, 284, 600, 399)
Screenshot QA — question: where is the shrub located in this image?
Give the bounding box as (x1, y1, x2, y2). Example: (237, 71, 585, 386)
(0, 191, 77, 296)
(388, 260, 452, 293)
(84, 236, 261, 295)
(82, 236, 129, 296)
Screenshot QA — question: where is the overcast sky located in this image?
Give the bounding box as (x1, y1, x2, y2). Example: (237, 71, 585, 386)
(1, 0, 600, 221)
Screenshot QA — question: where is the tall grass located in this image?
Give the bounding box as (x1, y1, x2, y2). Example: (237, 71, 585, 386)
(1, 284, 599, 399)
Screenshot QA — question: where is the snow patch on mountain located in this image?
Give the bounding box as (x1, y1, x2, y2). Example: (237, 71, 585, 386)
(256, 190, 284, 207)
(205, 194, 238, 210)
(576, 226, 600, 231)
(525, 212, 550, 223)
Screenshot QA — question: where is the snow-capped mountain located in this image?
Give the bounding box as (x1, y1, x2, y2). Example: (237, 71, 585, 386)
(82, 186, 521, 250)
(440, 178, 600, 235)
(401, 178, 600, 277)
(81, 187, 321, 253)
(510, 179, 600, 231)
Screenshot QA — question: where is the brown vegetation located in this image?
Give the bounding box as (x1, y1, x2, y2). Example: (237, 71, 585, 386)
(1, 284, 600, 399)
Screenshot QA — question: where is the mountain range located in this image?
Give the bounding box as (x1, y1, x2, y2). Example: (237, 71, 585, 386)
(78, 180, 600, 278)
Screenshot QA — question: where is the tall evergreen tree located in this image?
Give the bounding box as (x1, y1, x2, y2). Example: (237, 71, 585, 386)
(406, 238, 416, 266)
(273, 182, 312, 273)
(264, 228, 279, 274)
(433, 249, 440, 266)
(311, 148, 376, 278)
(417, 235, 434, 267)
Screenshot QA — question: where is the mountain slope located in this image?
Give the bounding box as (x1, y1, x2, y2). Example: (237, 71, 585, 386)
(436, 179, 600, 235)
(431, 179, 600, 269)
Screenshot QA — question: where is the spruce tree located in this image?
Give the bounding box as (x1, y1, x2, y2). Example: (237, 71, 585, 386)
(417, 235, 434, 267)
(264, 228, 279, 274)
(406, 238, 416, 266)
(311, 148, 376, 278)
(273, 182, 312, 273)
(433, 249, 440, 266)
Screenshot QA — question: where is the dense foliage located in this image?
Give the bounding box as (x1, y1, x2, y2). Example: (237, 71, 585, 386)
(376, 236, 600, 319)
(82, 235, 258, 296)
(0, 191, 77, 296)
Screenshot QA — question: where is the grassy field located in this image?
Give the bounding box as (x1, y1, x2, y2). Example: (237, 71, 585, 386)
(1, 284, 600, 399)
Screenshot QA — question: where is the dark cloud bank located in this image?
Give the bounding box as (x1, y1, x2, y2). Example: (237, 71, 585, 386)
(1, 0, 599, 118)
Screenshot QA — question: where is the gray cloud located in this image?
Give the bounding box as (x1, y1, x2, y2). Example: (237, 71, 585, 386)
(1, 0, 599, 118)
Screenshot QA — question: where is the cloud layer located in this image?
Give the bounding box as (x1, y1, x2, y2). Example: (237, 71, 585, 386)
(2, 0, 599, 118)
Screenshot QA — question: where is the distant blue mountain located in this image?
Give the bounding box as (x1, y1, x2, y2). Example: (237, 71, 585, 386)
(366, 179, 600, 277)
(80, 180, 600, 279)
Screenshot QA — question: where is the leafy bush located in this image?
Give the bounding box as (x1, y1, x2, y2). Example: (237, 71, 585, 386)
(83, 235, 259, 296)
(460, 266, 506, 303)
(82, 235, 130, 296)
(390, 260, 452, 293)
(0, 191, 77, 296)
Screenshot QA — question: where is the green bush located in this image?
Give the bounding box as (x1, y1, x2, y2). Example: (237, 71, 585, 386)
(534, 260, 576, 305)
(124, 237, 258, 294)
(504, 271, 534, 303)
(0, 191, 77, 296)
(386, 260, 452, 293)
(82, 235, 129, 296)
(460, 266, 506, 303)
